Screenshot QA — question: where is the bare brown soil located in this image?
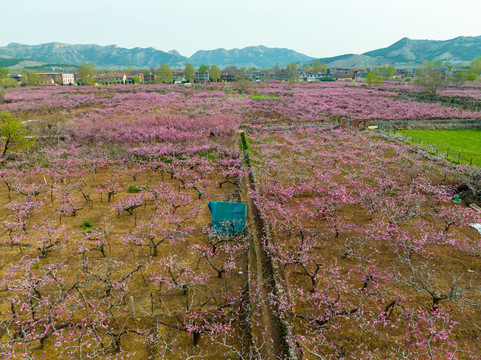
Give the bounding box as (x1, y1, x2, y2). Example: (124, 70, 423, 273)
(243, 175, 289, 360)
(0, 166, 250, 359)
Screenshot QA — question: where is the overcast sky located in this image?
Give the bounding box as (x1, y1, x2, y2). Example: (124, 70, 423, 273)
(2, 0, 481, 58)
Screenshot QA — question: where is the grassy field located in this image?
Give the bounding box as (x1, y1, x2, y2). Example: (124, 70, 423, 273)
(396, 129, 481, 166)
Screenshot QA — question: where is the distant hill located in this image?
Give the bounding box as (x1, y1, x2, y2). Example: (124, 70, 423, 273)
(363, 36, 481, 64)
(189, 46, 314, 68)
(313, 54, 383, 68)
(0, 43, 314, 69)
(0, 57, 23, 67)
(0, 43, 188, 69)
(3, 36, 481, 70)
(312, 35, 481, 68)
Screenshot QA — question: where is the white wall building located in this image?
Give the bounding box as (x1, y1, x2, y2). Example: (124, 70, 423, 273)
(39, 73, 75, 85)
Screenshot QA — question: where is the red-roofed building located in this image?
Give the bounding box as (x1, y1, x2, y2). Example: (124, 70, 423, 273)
(94, 73, 127, 84)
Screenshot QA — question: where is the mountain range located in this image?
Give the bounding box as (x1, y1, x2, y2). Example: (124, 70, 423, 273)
(1, 36, 481, 70)
(0, 43, 313, 69)
(312, 36, 481, 68)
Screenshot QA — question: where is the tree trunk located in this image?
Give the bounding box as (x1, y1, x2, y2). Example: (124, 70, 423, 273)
(193, 331, 201, 346)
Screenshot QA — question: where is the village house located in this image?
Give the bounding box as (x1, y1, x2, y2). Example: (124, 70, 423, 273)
(396, 68, 417, 77)
(220, 71, 236, 82)
(8, 74, 22, 81)
(143, 74, 157, 83)
(39, 73, 75, 85)
(94, 73, 127, 85)
(195, 71, 209, 83)
(172, 70, 185, 84)
(327, 68, 355, 80)
(351, 68, 369, 78)
(300, 73, 325, 82)
(125, 73, 144, 84)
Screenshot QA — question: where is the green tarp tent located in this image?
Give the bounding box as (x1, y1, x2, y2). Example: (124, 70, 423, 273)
(208, 201, 247, 235)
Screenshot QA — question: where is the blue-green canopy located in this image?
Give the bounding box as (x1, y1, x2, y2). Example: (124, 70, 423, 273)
(208, 201, 247, 235)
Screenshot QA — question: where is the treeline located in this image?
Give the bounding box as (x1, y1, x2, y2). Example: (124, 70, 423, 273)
(0, 58, 330, 88)
(362, 57, 481, 92)
(412, 57, 481, 95)
(0, 67, 70, 88)
(152, 60, 328, 84)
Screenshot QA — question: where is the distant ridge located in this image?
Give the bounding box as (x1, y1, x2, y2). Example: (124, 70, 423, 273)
(312, 36, 481, 68)
(189, 45, 314, 68)
(2, 36, 481, 69)
(0, 42, 187, 68)
(0, 43, 314, 69)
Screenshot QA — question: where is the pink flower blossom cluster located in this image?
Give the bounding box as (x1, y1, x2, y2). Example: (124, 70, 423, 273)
(248, 124, 481, 358)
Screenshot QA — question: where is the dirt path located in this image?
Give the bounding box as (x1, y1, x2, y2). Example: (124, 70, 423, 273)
(243, 175, 289, 360)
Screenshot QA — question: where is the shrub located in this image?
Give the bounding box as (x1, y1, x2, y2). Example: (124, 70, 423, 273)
(0, 78, 19, 88)
(127, 184, 141, 193)
(80, 221, 92, 229)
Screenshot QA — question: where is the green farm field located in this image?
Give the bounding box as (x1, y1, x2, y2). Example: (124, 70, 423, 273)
(398, 129, 481, 166)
